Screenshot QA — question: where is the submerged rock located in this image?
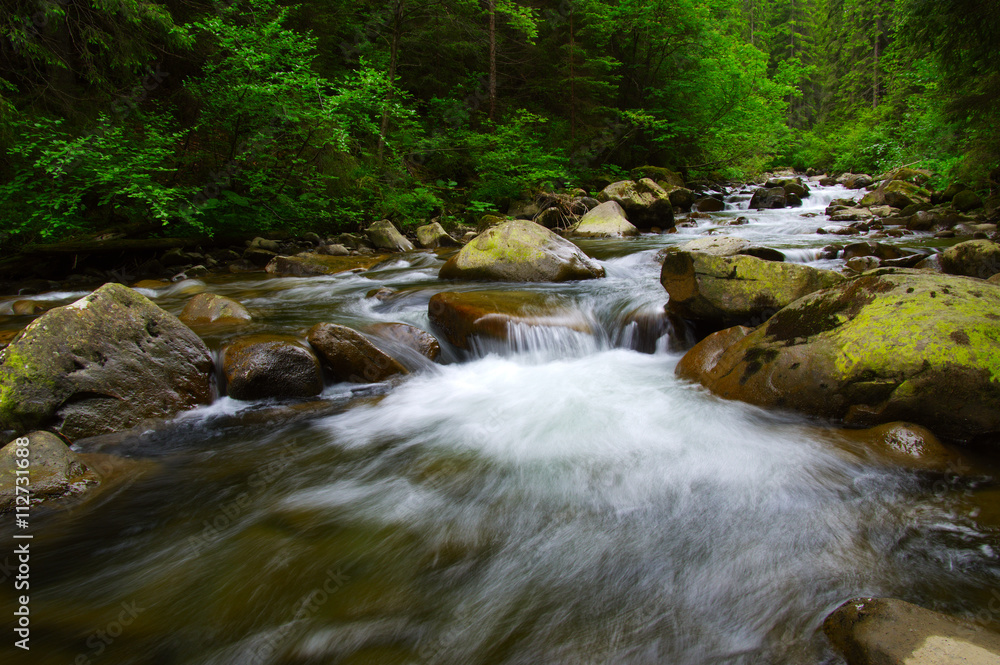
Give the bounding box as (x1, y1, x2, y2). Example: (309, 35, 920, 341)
(571, 201, 638, 238)
(0, 283, 213, 439)
(660, 249, 843, 330)
(428, 291, 592, 350)
(675, 269, 1000, 441)
(307, 323, 409, 383)
(179, 293, 252, 326)
(824, 597, 1000, 665)
(223, 335, 323, 400)
(439, 220, 605, 282)
(824, 422, 967, 473)
(0, 431, 96, 510)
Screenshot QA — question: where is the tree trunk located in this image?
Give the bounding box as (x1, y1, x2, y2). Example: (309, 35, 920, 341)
(488, 0, 497, 122)
(377, 0, 404, 163)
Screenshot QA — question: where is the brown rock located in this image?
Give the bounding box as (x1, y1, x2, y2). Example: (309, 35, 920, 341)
(307, 323, 409, 383)
(223, 335, 323, 400)
(179, 293, 252, 326)
(366, 322, 441, 361)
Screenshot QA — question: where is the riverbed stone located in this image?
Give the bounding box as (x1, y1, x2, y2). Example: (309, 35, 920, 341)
(749, 187, 787, 210)
(823, 597, 1000, 665)
(675, 269, 1000, 441)
(439, 220, 605, 282)
(429, 291, 592, 350)
(0, 431, 98, 510)
(939, 240, 1000, 279)
(596, 179, 675, 229)
(179, 293, 252, 326)
(571, 201, 638, 238)
(416, 222, 460, 249)
(953, 189, 984, 213)
(668, 187, 696, 211)
(660, 249, 843, 329)
(825, 422, 966, 473)
(265, 253, 385, 277)
(11, 300, 49, 316)
(366, 220, 415, 252)
(0, 283, 213, 439)
(366, 322, 441, 362)
(307, 323, 409, 383)
(861, 180, 932, 209)
(223, 335, 323, 400)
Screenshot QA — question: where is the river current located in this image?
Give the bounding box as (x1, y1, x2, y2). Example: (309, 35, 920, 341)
(4, 184, 1000, 665)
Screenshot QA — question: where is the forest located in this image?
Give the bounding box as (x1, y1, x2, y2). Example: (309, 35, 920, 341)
(0, 0, 997, 245)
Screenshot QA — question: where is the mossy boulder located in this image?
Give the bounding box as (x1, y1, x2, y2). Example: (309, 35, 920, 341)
(860, 180, 931, 209)
(630, 166, 685, 189)
(661, 249, 843, 329)
(939, 240, 1000, 279)
(668, 187, 696, 211)
(439, 220, 605, 282)
(596, 179, 675, 229)
(223, 335, 323, 400)
(428, 291, 592, 351)
(307, 323, 409, 383)
(675, 269, 1000, 441)
(953, 189, 984, 212)
(365, 220, 415, 252)
(179, 293, 252, 326)
(824, 597, 1000, 665)
(0, 283, 213, 439)
(571, 201, 638, 238)
(265, 253, 385, 277)
(416, 222, 460, 249)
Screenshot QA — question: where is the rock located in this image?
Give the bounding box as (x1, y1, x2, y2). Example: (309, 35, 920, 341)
(676, 326, 754, 381)
(0, 284, 213, 439)
(223, 335, 323, 400)
(596, 179, 674, 229)
(880, 166, 932, 185)
(366, 322, 441, 362)
(264, 253, 384, 277)
(438, 220, 605, 282)
(0, 431, 98, 509)
(366, 220, 415, 252)
(251, 237, 282, 253)
(937, 182, 968, 204)
(937, 240, 1000, 279)
(572, 201, 638, 238)
(831, 207, 875, 223)
(868, 205, 895, 217)
(477, 214, 508, 233)
(823, 597, 1000, 665)
(243, 247, 278, 268)
(668, 187, 696, 211)
(507, 200, 540, 220)
(819, 176, 838, 186)
(953, 189, 985, 213)
(846, 256, 882, 272)
(861, 180, 932, 209)
(416, 222, 460, 249)
(826, 422, 966, 473)
(742, 246, 786, 262)
(132, 279, 171, 290)
(428, 291, 591, 351)
(179, 293, 252, 326)
(11, 300, 48, 316)
(630, 166, 685, 189)
(318, 243, 351, 257)
(677, 236, 752, 256)
(534, 207, 565, 229)
(818, 225, 857, 236)
(694, 197, 725, 212)
(843, 241, 908, 261)
(990, 274, 1000, 285)
(307, 323, 409, 383)
(749, 187, 787, 210)
(676, 269, 1000, 441)
(660, 250, 844, 330)
(843, 174, 874, 189)
(366, 287, 396, 301)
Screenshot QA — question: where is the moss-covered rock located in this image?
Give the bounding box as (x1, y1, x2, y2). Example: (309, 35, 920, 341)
(630, 166, 685, 189)
(596, 179, 674, 229)
(939, 240, 1000, 279)
(861, 180, 932, 209)
(953, 189, 984, 212)
(265, 253, 385, 276)
(668, 187, 696, 211)
(223, 335, 323, 400)
(0, 283, 213, 438)
(660, 249, 843, 329)
(824, 597, 1000, 665)
(416, 222, 460, 249)
(675, 269, 1000, 441)
(439, 220, 605, 282)
(179, 293, 252, 326)
(571, 201, 638, 238)
(365, 220, 415, 252)
(307, 323, 409, 383)
(428, 291, 592, 350)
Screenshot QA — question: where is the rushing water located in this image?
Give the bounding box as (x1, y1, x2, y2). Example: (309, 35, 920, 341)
(5, 184, 1000, 665)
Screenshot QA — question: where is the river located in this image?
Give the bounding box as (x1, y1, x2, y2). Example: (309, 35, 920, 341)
(5, 184, 1000, 665)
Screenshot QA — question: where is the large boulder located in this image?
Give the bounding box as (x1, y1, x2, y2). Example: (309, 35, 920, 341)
(0, 283, 213, 439)
(571, 201, 638, 238)
(823, 597, 1000, 665)
(596, 179, 674, 229)
(366, 220, 415, 252)
(307, 323, 409, 383)
(861, 180, 932, 209)
(416, 222, 460, 249)
(842, 173, 874, 189)
(265, 253, 385, 277)
(675, 269, 1000, 441)
(694, 197, 725, 213)
(428, 291, 592, 351)
(660, 249, 843, 329)
(748, 187, 787, 210)
(952, 189, 984, 213)
(939, 240, 1000, 279)
(439, 220, 605, 282)
(630, 166, 685, 189)
(668, 187, 696, 211)
(179, 293, 252, 326)
(223, 335, 323, 400)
